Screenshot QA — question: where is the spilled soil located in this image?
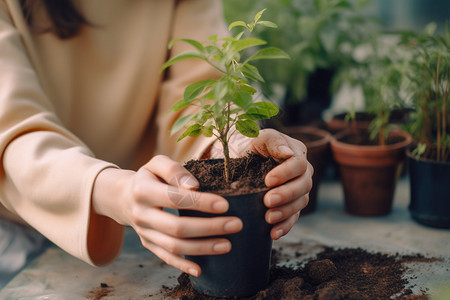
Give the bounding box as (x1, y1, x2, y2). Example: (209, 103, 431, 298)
(162, 246, 435, 299)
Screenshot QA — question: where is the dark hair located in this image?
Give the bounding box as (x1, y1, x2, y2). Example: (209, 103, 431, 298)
(21, 0, 89, 39)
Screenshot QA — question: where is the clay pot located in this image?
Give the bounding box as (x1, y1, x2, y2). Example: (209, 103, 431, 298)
(407, 151, 450, 228)
(326, 110, 412, 135)
(283, 126, 332, 214)
(330, 129, 412, 216)
(179, 190, 272, 298)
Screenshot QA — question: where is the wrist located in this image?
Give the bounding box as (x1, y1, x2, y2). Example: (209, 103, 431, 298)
(92, 167, 134, 225)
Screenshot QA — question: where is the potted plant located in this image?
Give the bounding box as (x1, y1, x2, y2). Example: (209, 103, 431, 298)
(160, 9, 289, 297)
(330, 39, 412, 216)
(401, 23, 450, 228)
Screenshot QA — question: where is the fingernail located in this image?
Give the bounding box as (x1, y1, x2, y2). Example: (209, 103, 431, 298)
(188, 268, 199, 277)
(278, 145, 294, 156)
(268, 193, 282, 207)
(268, 211, 283, 223)
(224, 219, 243, 233)
(213, 201, 228, 212)
(180, 175, 198, 189)
(213, 241, 231, 253)
(275, 229, 284, 239)
(266, 175, 279, 187)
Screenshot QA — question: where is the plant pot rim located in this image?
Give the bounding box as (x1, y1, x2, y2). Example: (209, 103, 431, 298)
(406, 149, 450, 166)
(331, 129, 412, 152)
(283, 125, 332, 148)
(330, 129, 412, 167)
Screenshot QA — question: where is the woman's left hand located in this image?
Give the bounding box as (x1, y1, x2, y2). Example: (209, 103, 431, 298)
(250, 128, 313, 240)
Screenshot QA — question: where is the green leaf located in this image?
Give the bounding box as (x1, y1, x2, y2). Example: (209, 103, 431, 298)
(177, 124, 202, 142)
(160, 52, 205, 72)
(254, 9, 267, 23)
(236, 120, 259, 137)
(202, 125, 215, 137)
(240, 84, 257, 95)
(247, 47, 291, 61)
(257, 21, 278, 29)
(228, 21, 247, 31)
(254, 101, 279, 117)
(183, 79, 216, 101)
(239, 102, 279, 120)
(231, 38, 267, 53)
(241, 63, 264, 82)
(168, 38, 204, 52)
(170, 113, 194, 135)
(170, 98, 196, 112)
(232, 91, 253, 109)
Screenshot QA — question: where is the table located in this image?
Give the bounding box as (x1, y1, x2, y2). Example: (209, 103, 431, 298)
(1, 177, 449, 299)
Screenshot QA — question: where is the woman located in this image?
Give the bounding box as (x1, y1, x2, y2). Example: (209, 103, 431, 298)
(0, 0, 312, 286)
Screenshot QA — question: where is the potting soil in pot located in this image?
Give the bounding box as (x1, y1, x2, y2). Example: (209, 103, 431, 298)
(162, 245, 435, 299)
(183, 152, 279, 195)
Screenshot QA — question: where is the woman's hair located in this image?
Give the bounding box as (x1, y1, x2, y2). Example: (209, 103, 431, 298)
(21, 0, 89, 39)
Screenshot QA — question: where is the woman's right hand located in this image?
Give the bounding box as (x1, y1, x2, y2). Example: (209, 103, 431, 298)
(92, 155, 243, 277)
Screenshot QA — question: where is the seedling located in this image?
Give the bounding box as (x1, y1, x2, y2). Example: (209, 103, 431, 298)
(161, 9, 289, 183)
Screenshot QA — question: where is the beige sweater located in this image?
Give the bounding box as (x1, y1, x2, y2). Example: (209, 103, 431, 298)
(0, 0, 226, 266)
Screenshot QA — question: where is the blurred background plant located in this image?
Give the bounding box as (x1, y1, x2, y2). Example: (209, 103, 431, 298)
(222, 0, 450, 127)
(401, 23, 450, 162)
(223, 0, 381, 126)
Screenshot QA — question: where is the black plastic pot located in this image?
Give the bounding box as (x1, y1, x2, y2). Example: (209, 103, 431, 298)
(408, 153, 450, 228)
(179, 190, 272, 298)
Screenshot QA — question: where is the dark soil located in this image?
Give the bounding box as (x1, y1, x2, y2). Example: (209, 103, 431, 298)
(184, 152, 279, 196)
(338, 130, 405, 146)
(162, 246, 434, 300)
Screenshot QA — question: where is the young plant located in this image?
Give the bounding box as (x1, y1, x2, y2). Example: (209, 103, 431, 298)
(343, 35, 408, 146)
(160, 9, 289, 183)
(402, 23, 450, 162)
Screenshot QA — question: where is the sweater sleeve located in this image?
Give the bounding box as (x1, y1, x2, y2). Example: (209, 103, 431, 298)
(154, 0, 229, 163)
(0, 1, 124, 266)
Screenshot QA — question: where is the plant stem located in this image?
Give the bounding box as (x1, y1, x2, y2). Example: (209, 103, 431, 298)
(221, 103, 232, 184)
(436, 54, 441, 161)
(222, 138, 230, 183)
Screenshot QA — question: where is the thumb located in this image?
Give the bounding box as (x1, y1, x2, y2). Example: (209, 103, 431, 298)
(251, 129, 294, 160)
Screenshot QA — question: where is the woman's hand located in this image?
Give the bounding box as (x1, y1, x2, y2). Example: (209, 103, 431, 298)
(250, 129, 313, 240)
(92, 155, 243, 278)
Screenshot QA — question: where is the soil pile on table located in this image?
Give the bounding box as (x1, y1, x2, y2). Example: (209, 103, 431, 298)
(184, 152, 279, 195)
(162, 247, 433, 299)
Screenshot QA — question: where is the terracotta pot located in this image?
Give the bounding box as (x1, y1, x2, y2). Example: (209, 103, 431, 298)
(283, 126, 332, 214)
(407, 151, 450, 228)
(179, 190, 272, 297)
(330, 129, 412, 216)
(326, 110, 413, 135)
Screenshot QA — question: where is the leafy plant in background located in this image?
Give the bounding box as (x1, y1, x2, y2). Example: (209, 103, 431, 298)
(402, 23, 450, 162)
(344, 36, 409, 146)
(223, 0, 379, 108)
(161, 9, 289, 183)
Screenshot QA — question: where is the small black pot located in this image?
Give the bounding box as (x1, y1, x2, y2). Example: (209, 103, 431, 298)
(408, 153, 450, 228)
(179, 190, 272, 298)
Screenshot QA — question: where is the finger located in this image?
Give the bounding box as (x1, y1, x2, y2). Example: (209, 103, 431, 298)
(251, 129, 295, 160)
(264, 170, 313, 207)
(265, 194, 309, 225)
(270, 210, 301, 240)
(145, 155, 199, 189)
(132, 209, 243, 238)
(143, 240, 203, 277)
(139, 228, 233, 256)
(133, 167, 229, 214)
(265, 157, 312, 188)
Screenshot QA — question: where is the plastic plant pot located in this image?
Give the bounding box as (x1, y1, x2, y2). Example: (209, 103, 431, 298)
(179, 190, 272, 298)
